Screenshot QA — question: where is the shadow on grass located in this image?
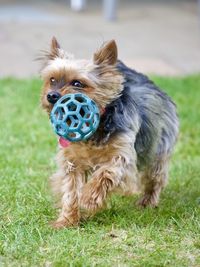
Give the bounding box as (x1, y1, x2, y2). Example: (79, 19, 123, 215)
(79, 183, 200, 229)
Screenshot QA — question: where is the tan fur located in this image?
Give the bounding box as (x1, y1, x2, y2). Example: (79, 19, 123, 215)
(40, 38, 171, 228)
(41, 60, 124, 114)
(137, 155, 169, 207)
(50, 133, 138, 228)
(93, 40, 118, 65)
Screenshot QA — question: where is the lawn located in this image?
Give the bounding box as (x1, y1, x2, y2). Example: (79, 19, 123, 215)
(0, 76, 200, 267)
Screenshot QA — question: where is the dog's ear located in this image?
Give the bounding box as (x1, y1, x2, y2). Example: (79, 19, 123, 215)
(37, 37, 62, 69)
(94, 40, 118, 65)
(50, 36, 61, 58)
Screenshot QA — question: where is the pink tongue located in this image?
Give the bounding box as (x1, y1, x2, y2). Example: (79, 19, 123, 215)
(59, 137, 71, 148)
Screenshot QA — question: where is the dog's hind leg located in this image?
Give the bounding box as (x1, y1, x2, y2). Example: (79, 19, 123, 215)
(137, 155, 169, 208)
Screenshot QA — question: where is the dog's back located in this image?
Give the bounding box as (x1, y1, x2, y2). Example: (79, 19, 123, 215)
(101, 60, 179, 170)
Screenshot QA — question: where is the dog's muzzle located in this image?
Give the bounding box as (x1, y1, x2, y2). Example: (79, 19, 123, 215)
(47, 91, 61, 104)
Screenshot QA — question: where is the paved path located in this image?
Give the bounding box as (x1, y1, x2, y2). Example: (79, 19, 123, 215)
(0, 0, 199, 77)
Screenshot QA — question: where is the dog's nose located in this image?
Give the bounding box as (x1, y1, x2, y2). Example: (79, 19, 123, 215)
(47, 91, 61, 104)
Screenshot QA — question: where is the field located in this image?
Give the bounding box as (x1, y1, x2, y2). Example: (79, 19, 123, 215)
(0, 76, 200, 266)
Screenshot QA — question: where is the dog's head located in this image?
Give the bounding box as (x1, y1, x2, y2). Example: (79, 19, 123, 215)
(40, 37, 124, 114)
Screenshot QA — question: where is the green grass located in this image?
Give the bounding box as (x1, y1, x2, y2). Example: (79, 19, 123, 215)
(0, 75, 200, 267)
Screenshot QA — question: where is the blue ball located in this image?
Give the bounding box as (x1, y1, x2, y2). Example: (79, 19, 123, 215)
(50, 93, 100, 142)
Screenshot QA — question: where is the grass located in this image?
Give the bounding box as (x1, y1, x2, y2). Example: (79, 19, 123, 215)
(0, 75, 200, 267)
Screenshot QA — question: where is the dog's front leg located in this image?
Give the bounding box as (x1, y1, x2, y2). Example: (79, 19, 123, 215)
(80, 156, 129, 212)
(51, 165, 83, 229)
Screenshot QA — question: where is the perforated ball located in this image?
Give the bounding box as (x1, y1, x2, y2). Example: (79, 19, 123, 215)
(50, 93, 100, 142)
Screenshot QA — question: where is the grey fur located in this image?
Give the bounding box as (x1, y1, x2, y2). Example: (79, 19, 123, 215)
(92, 60, 179, 170)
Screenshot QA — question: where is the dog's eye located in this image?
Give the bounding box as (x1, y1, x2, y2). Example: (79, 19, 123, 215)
(71, 80, 84, 88)
(50, 77, 57, 85)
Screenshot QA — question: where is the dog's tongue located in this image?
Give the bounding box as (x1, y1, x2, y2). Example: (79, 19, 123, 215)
(59, 137, 71, 148)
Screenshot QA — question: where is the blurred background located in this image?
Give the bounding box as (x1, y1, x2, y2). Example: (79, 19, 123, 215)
(0, 0, 199, 77)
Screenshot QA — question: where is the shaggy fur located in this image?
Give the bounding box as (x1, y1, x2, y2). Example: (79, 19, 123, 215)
(40, 37, 179, 228)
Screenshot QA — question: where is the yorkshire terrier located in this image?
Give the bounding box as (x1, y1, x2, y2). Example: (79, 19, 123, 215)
(40, 37, 179, 229)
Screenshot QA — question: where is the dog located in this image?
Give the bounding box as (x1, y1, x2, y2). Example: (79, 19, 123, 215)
(40, 37, 179, 228)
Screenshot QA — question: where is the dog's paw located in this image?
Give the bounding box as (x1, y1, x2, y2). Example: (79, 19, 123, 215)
(137, 193, 159, 208)
(80, 180, 106, 212)
(50, 218, 79, 229)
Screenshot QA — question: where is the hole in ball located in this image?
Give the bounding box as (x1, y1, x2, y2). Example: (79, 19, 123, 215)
(68, 132, 76, 138)
(68, 103, 77, 112)
(80, 107, 86, 117)
(61, 96, 71, 104)
(75, 96, 86, 103)
(55, 107, 65, 120)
